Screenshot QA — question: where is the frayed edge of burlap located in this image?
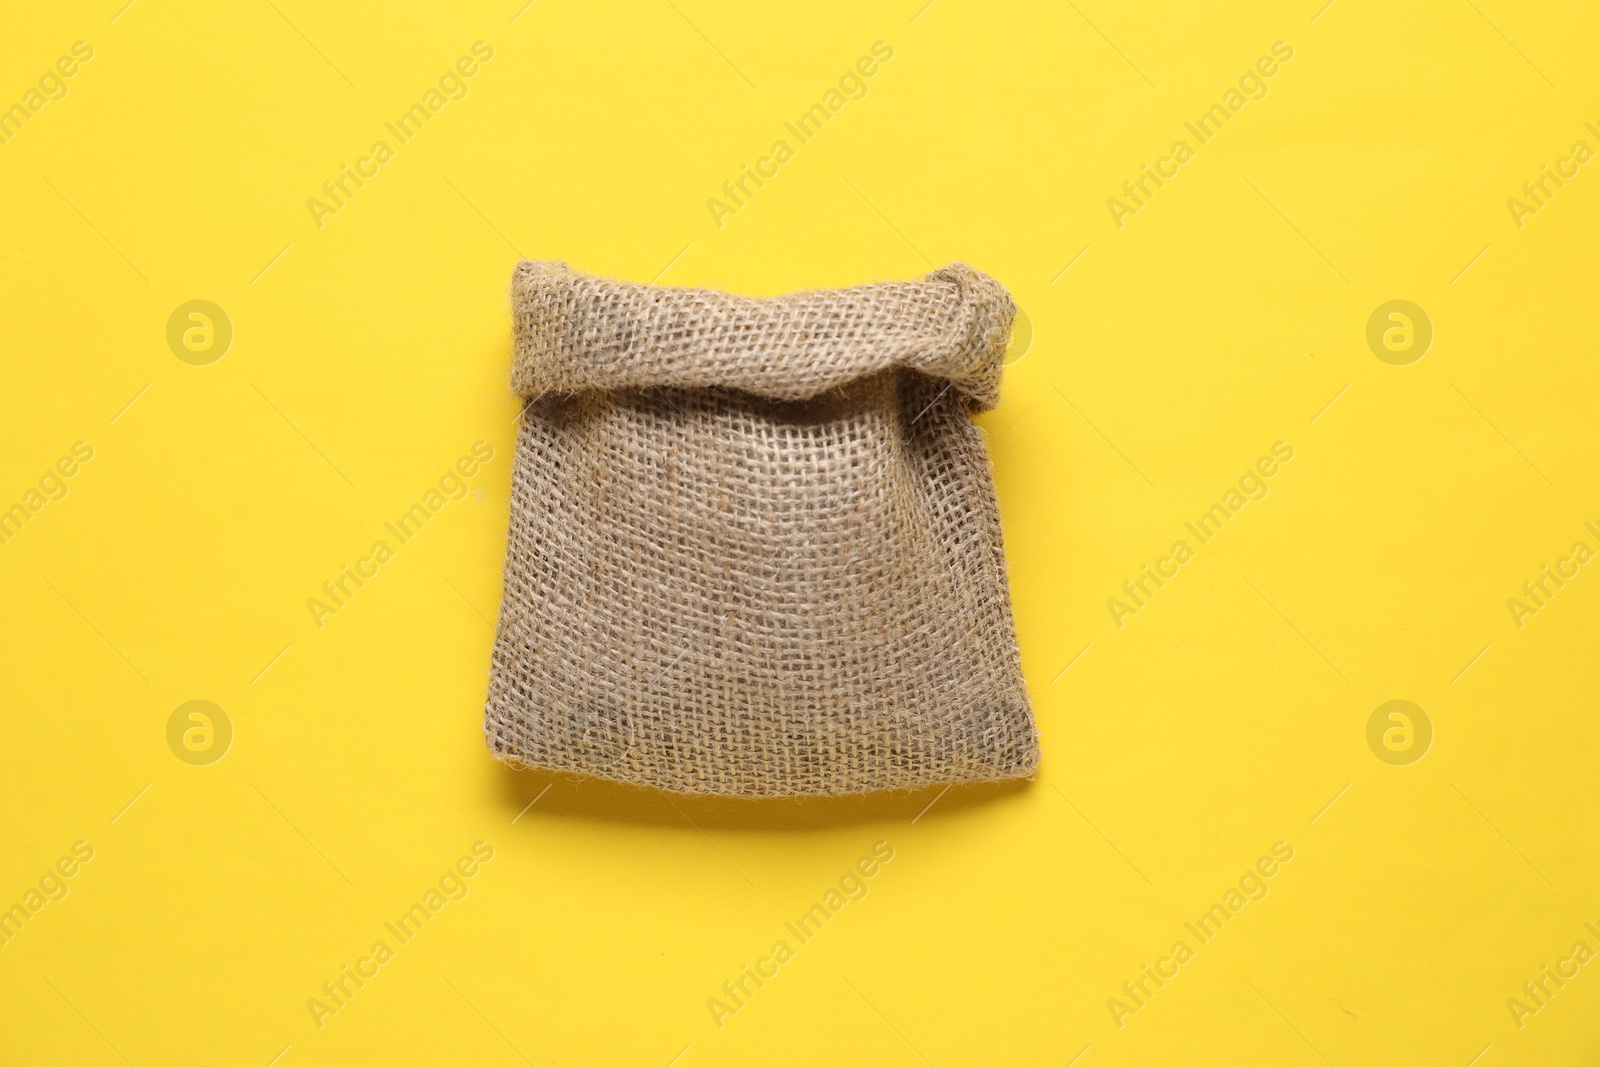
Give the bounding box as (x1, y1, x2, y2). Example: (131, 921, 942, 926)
(486, 748, 1041, 801)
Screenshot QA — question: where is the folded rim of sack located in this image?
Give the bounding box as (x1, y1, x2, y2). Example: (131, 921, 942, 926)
(486, 260, 1039, 798)
(507, 259, 1014, 408)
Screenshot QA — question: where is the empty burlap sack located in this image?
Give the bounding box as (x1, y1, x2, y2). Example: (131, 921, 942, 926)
(485, 260, 1038, 797)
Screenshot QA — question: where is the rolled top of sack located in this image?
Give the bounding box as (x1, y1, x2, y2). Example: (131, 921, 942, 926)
(508, 260, 1017, 409)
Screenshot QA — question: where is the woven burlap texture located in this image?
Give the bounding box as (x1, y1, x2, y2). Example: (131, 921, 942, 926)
(485, 260, 1038, 797)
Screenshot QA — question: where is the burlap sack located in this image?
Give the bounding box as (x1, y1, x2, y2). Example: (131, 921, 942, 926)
(485, 260, 1038, 797)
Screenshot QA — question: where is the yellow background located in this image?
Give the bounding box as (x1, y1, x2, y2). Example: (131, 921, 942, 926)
(3, 0, 1598, 1063)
